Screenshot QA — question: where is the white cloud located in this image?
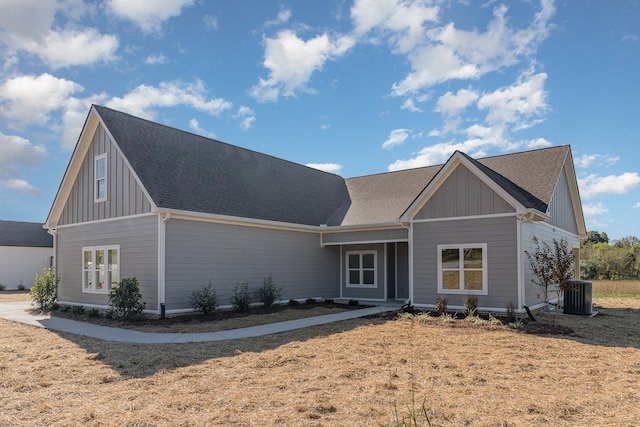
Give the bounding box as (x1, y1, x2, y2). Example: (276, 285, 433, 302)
(382, 128, 411, 149)
(574, 153, 619, 169)
(0, 132, 47, 177)
(477, 71, 548, 126)
(634, 202, 640, 209)
(0, 179, 40, 195)
(235, 106, 256, 130)
(106, 0, 195, 33)
(250, 30, 355, 102)
(305, 163, 343, 174)
(0, 73, 84, 127)
(400, 98, 423, 113)
(265, 7, 292, 27)
(582, 202, 609, 217)
(579, 173, 640, 199)
(106, 80, 232, 120)
(145, 53, 167, 65)
(435, 87, 479, 117)
(381, 1, 555, 96)
(203, 15, 218, 31)
(189, 118, 216, 138)
(388, 140, 483, 171)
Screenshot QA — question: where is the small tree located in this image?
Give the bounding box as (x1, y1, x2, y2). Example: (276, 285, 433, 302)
(30, 268, 58, 310)
(254, 275, 283, 308)
(525, 237, 575, 323)
(108, 277, 146, 320)
(188, 282, 219, 315)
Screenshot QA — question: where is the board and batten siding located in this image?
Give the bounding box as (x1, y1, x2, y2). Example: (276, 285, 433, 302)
(58, 125, 152, 226)
(414, 164, 515, 220)
(164, 219, 340, 310)
(522, 221, 580, 308)
(0, 246, 52, 289)
(412, 216, 519, 309)
(55, 214, 159, 310)
(545, 165, 579, 235)
(340, 243, 386, 300)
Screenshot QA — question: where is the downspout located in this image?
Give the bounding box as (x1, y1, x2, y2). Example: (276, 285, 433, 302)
(516, 212, 535, 311)
(158, 212, 171, 317)
(400, 222, 412, 305)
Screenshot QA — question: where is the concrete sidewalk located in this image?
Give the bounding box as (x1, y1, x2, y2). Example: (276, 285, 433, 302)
(0, 301, 396, 344)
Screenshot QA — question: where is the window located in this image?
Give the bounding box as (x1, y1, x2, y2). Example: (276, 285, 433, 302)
(346, 251, 377, 288)
(82, 246, 119, 293)
(95, 153, 107, 202)
(437, 244, 488, 295)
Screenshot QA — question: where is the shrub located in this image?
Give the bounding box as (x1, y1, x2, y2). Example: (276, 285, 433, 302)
(254, 275, 283, 308)
(30, 268, 58, 310)
(434, 296, 447, 316)
(231, 282, 251, 313)
(70, 305, 85, 314)
(17, 282, 26, 291)
(306, 298, 317, 305)
(323, 298, 334, 304)
(88, 308, 100, 318)
(0, 283, 5, 291)
(463, 295, 478, 317)
(189, 282, 219, 315)
(288, 299, 300, 306)
(108, 277, 146, 320)
(348, 299, 359, 306)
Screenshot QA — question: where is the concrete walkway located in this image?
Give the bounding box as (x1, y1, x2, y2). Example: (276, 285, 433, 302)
(0, 301, 397, 344)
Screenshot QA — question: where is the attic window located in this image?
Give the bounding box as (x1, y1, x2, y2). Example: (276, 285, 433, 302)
(95, 153, 107, 202)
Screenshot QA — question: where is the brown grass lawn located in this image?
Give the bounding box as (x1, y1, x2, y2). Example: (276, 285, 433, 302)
(1, 289, 640, 426)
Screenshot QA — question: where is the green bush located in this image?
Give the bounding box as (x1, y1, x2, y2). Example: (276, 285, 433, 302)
(231, 282, 251, 313)
(189, 283, 219, 315)
(288, 299, 300, 306)
(348, 299, 359, 306)
(0, 283, 6, 291)
(88, 308, 100, 318)
(70, 305, 85, 314)
(306, 297, 317, 305)
(30, 268, 58, 310)
(17, 282, 26, 291)
(254, 275, 283, 308)
(108, 277, 146, 320)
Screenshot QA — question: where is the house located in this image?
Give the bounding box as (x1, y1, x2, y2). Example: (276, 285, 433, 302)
(0, 220, 53, 290)
(45, 105, 586, 315)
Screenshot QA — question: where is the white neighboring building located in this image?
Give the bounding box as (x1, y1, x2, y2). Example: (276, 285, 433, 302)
(0, 220, 53, 290)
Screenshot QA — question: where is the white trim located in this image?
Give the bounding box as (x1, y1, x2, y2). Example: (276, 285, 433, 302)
(94, 153, 107, 203)
(436, 243, 488, 296)
(54, 212, 157, 229)
(517, 215, 526, 311)
(339, 245, 343, 299)
(345, 250, 378, 288)
(82, 245, 120, 294)
(383, 244, 388, 300)
(322, 238, 408, 247)
(412, 211, 532, 224)
(405, 222, 413, 304)
(158, 213, 167, 310)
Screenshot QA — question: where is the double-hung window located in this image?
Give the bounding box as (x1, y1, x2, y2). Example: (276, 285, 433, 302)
(95, 153, 107, 202)
(437, 244, 488, 295)
(346, 251, 377, 288)
(83, 246, 119, 293)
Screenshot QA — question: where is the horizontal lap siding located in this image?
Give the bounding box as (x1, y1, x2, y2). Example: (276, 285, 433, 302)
(413, 216, 518, 309)
(165, 219, 339, 310)
(56, 215, 158, 309)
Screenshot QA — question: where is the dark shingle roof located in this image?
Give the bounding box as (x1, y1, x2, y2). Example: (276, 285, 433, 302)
(0, 220, 53, 247)
(94, 105, 351, 226)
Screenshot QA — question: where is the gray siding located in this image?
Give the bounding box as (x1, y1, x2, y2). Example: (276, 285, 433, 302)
(322, 227, 408, 245)
(412, 216, 519, 309)
(55, 214, 159, 310)
(164, 219, 340, 310)
(546, 165, 578, 234)
(340, 244, 386, 300)
(396, 242, 409, 299)
(523, 221, 580, 308)
(415, 164, 515, 220)
(59, 125, 152, 225)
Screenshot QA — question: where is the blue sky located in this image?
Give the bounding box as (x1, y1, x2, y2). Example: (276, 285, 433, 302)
(0, 0, 639, 240)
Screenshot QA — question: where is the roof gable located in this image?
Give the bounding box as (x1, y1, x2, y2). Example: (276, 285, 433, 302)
(92, 106, 350, 226)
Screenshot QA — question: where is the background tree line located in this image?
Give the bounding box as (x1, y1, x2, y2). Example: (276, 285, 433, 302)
(580, 231, 640, 280)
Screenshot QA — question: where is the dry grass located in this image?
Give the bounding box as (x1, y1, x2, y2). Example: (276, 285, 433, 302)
(593, 279, 640, 298)
(1, 290, 640, 426)
(0, 290, 31, 302)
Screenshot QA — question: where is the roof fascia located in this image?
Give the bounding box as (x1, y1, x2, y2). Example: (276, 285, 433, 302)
(46, 106, 100, 228)
(561, 148, 587, 237)
(399, 151, 527, 222)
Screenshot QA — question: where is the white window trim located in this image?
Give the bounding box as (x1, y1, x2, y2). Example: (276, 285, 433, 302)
(82, 245, 120, 294)
(94, 153, 107, 203)
(437, 243, 488, 295)
(345, 250, 377, 288)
